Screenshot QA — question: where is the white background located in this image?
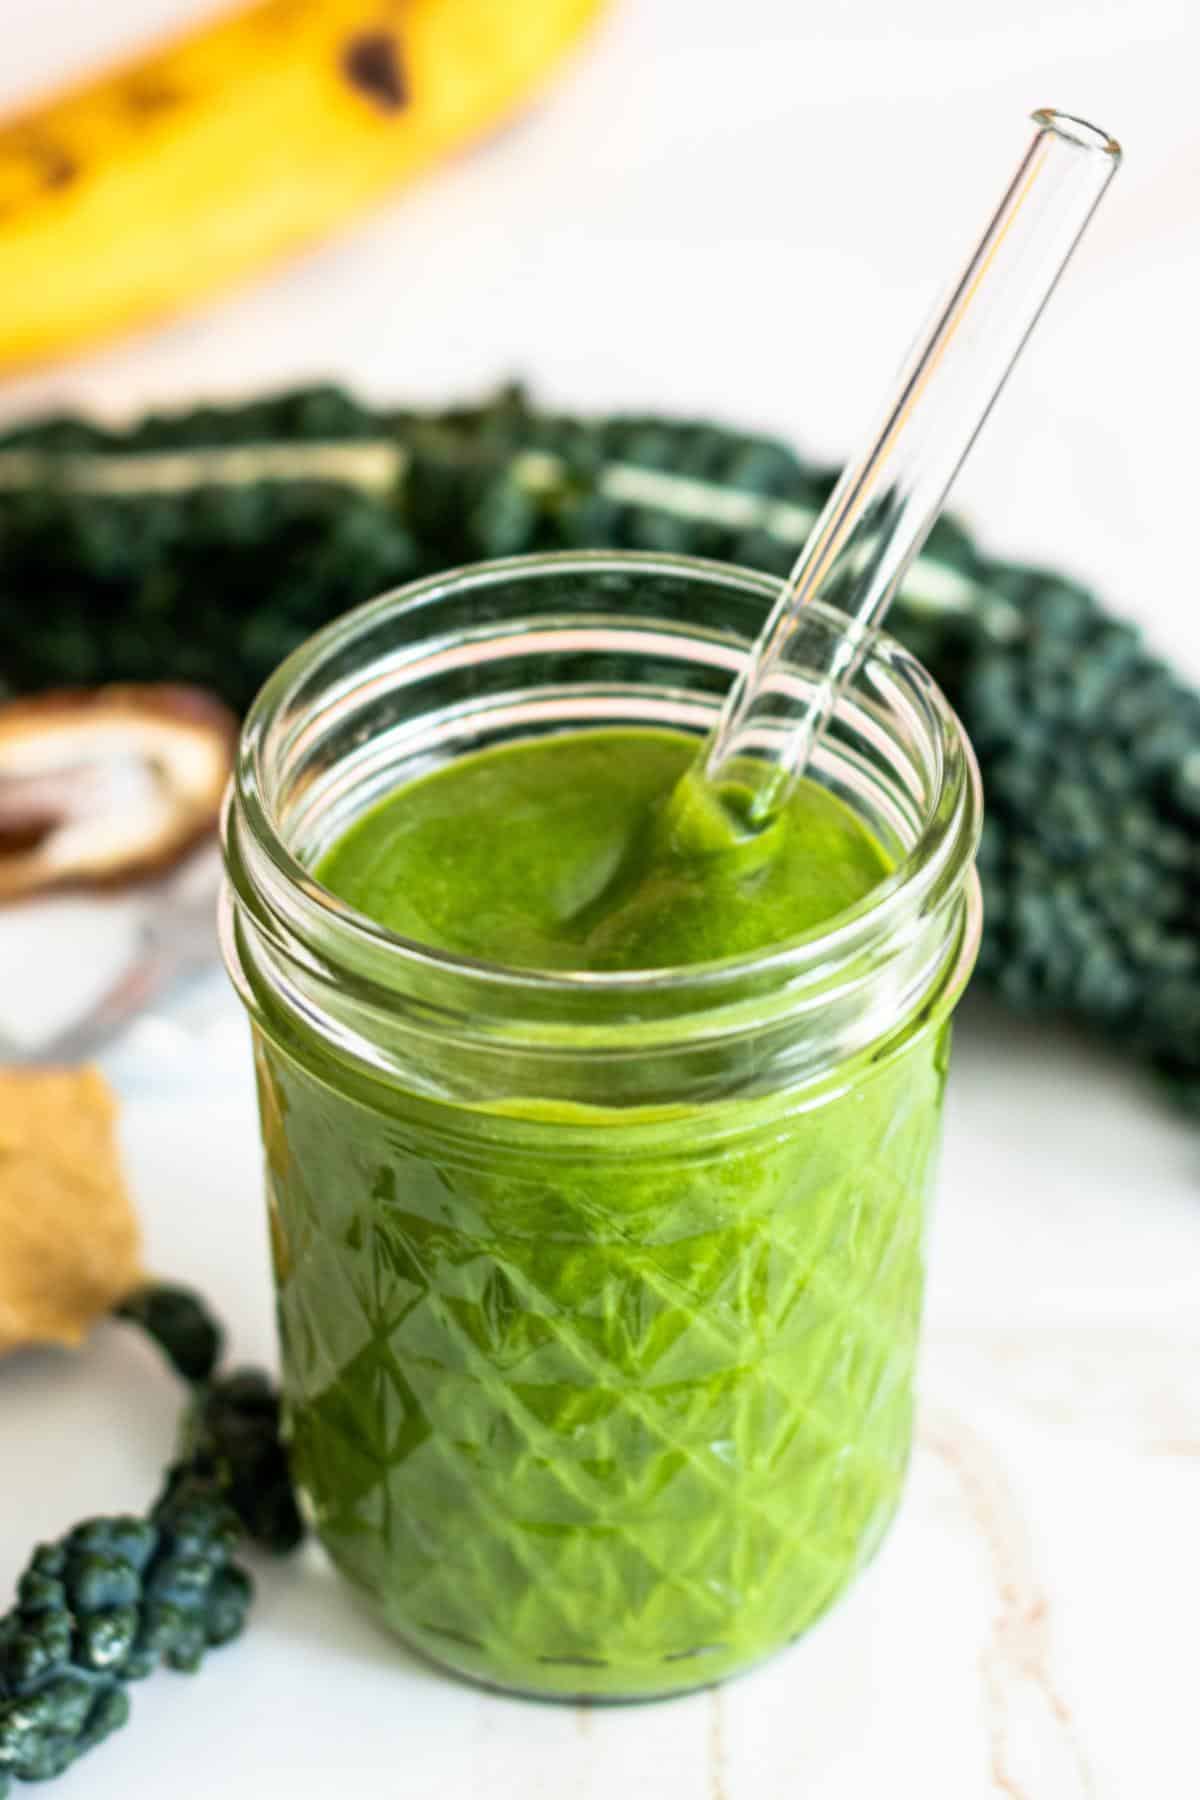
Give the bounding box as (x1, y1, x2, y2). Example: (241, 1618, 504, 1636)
(2, 4, 1199, 1797)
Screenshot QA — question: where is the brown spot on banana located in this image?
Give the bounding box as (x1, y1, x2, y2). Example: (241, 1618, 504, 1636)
(121, 74, 183, 118)
(31, 141, 77, 188)
(0, 127, 80, 209)
(341, 30, 409, 111)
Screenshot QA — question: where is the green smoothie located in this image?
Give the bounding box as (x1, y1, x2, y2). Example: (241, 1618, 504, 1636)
(256, 727, 950, 1697)
(317, 728, 891, 972)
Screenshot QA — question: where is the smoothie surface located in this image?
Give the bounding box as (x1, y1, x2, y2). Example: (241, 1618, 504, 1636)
(316, 727, 891, 968)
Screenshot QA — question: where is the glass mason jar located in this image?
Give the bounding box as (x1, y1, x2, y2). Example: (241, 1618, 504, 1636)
(221, 552, 981, 1702)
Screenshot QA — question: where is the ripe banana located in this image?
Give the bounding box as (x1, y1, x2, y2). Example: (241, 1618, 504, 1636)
(0, 0, 605, 373)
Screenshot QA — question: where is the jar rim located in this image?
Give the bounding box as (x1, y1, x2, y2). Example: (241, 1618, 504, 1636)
(227, 551, 981, 1032)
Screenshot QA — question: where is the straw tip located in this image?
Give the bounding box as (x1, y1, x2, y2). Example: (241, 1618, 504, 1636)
(1032, 108, 1122, 161)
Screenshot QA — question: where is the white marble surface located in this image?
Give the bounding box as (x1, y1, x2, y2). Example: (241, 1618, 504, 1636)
(2, 2, 1199, 1796)
(4, 990, 1198, 1800)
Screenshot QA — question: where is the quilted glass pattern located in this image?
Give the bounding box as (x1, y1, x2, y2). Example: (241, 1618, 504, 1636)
(256, 1024, 950, 1698)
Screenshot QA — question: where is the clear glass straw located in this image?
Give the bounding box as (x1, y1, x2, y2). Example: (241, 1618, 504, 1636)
(703, 109, 1122, 824)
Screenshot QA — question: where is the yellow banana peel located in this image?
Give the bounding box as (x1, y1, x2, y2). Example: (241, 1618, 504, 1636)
(0, 0, 605, 372)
